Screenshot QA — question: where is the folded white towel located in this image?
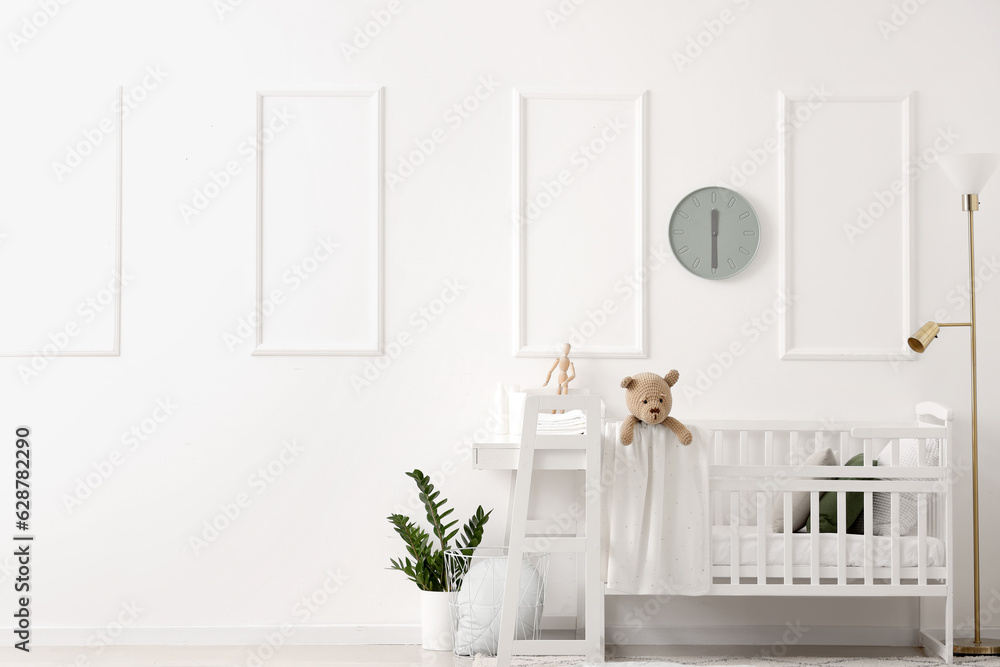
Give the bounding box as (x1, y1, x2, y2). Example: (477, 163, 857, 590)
(536, 409, 586, 423)
(535, 409, 587, 434)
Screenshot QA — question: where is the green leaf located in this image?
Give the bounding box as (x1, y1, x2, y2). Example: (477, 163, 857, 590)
(408, 470, 453, 553)
(387, 514, 432, 564)
(455, 506, 492, 556)
(387, 473, 494, 592)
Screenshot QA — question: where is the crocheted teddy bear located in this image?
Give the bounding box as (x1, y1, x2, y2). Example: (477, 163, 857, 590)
(619, 370, 692, 446)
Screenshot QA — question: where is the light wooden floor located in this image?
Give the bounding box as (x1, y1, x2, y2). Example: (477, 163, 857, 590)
(0, 645, 463, 667)
(0, 644, 941, 667)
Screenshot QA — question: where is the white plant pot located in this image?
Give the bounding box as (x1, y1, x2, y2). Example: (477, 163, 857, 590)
(420, 590, 453, 651)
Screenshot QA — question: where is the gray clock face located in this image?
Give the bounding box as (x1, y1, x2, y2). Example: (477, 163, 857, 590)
(669, 186, 760, 280)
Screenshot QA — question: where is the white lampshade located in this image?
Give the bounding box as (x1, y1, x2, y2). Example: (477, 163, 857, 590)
(938, 153, 1000, 194)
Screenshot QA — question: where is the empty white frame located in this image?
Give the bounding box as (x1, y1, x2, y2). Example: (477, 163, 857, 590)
(778, 92, 914, 361)
(514, 91, 648, 358)
(0, 87, 123, 357)
(255, 88, 384, 356)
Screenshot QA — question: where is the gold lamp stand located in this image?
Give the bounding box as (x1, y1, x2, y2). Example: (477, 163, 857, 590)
(909, 170, 1000, 655)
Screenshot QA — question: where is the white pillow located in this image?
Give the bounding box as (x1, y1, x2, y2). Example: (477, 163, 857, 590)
(452, 557, 544, 656)
(771, 447, 836, 533)
(861, 438, 941, 536)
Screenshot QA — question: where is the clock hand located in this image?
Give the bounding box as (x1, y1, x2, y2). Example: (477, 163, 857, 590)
(711, 208, 719, 270)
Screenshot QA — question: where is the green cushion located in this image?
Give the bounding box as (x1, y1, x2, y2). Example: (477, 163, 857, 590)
(804, 453, 876, 533)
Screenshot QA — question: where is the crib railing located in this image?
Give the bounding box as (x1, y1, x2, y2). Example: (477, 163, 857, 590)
(711, 478, 946, 591)
(688, 407, 951, 596)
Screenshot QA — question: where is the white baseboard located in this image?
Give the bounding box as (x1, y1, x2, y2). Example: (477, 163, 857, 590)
(32, 624, 421, 647)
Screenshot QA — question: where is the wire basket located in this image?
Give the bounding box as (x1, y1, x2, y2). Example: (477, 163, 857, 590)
(444, 547, 549, 657)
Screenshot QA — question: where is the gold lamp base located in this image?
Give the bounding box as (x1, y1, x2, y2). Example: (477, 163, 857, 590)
(954, 637, 1000, 656)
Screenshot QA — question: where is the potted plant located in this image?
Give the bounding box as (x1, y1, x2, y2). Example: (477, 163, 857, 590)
(387, 469, 491, 651)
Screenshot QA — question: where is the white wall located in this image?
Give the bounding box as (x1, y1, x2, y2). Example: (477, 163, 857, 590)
(3, 0, 1000, 646)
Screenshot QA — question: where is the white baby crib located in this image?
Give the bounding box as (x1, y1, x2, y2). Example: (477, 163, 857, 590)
(607, 400, 954, 662)
(477, 400, 954, 663)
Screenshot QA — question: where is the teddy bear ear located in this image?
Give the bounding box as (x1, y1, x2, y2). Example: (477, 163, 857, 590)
(664, 370, 680, 387)
(620, 376, 635, 389)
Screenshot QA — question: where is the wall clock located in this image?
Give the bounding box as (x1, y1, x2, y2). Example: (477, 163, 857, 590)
(668, 186, 760, 279)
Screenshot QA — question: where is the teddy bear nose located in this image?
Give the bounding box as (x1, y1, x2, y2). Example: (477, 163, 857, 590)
(650, 407, 660, 414)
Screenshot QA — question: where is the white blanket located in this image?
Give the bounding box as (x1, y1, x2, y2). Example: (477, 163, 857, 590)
(604, 422, 711, 595)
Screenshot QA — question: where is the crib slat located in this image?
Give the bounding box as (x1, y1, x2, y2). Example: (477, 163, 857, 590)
(764, 431, 773, 466)
(810, 491, 820, 584)
(917, 492, 927, 585)
(864, 490, 874, 586)
(891, 492, 901, 585)
(837, 491, 847, 585)
(890, 438, 899, 466)
(783, 493, 793, 584)
(839, 432, 848, 468)
(789, 431, 799, 465)
(756, 492, 766, 584)
(730, 492, 740, 585)
(714, 431, 723, 466)
(863, 438, 873, 467)
(739, 432, 749, 524)
(916, 438, 926, 467)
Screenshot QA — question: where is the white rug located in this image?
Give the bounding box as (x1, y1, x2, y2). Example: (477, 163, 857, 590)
(471, 655, 1000, 667)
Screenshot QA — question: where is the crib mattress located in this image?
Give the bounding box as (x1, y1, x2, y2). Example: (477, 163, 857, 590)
(713, 526, 945, 568)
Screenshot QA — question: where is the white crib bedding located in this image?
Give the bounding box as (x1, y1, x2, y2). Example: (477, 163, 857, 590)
(712, 526, 945, 568)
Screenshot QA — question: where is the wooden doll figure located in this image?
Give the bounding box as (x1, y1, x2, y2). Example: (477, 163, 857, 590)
(542, 343, 576, 413)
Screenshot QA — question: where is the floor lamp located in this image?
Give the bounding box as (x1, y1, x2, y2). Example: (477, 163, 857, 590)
(908, 153, 1000, 656)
